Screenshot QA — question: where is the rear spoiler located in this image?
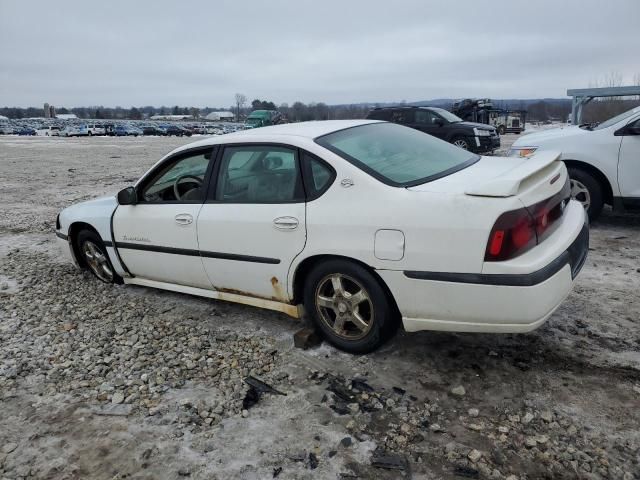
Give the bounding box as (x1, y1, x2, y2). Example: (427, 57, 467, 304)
(465, 151, 561, 198)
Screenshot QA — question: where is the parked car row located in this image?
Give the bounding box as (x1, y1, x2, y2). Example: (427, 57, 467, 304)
(0, 121, 247, 137)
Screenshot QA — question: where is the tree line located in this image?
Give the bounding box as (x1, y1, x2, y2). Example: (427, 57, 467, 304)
(2, 98, 638, 123)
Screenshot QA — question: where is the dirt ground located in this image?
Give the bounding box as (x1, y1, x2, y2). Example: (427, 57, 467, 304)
(0, 134, 638, 480)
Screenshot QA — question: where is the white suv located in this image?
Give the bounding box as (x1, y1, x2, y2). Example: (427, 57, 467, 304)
(87, 124, 105, 136)
(510, 107, 640, 220)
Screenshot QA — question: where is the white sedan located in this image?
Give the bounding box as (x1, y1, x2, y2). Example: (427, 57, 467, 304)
(56, 120, 588, 353)
(510, 106, 640, 220)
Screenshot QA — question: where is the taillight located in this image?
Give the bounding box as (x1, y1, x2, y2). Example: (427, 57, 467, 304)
(485, 208, 537, 261)
(485, 175, 570, 262)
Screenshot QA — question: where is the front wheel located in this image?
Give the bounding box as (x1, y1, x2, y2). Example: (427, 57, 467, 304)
(567, 167, 603, 221)
(451, 136, 471, 151)
(76, 230, 121, 284)
(303, 260, 397, 354)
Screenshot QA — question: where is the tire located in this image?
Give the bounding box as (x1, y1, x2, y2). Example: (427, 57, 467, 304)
(568, 167, 603, 221)
(88, 131, 92, 136)
(76, 230, 122, 284)
(451, 136, 471, 151)
(568, 168, 604, 221)
(303, 259, 397, 354)
(497, 125, 506, 135)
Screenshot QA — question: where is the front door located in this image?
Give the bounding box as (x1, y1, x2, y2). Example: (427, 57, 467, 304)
(197, 144, 307, 301)
(112, 147, 214, 288)
(411, 109, 446, 139)
(618, 117, 640, 199)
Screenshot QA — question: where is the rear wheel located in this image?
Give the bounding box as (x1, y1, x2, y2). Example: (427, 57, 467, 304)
(568, 167, 603, 220)
(303, 259, 397, 354)
(76, 230, 121, 284)
(497, 125, 506, 135)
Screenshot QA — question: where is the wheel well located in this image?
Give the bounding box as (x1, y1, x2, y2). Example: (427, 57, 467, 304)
(68, 222, 100, 267)
(563, 160, 613, 205)
(292, 254, 401, 318)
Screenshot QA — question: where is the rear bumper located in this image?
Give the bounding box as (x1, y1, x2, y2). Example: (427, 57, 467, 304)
(378, 212, 588, 333)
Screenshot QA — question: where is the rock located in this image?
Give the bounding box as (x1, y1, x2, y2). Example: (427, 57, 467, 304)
(340, 437, 352, 448)
(498, 426, 509, 433)
(451, 386, 466, 397)
(540, 410, 553, 422)
(522, 412, 534, 424)
(505, 476, 519, 480)
(293, 327, 322, 349)
(2, 443, 18, 454)
(308, 452, 319, 470)
(468, 408, 479, 417)
(242, 409, 249, 418)
(430, 423, 445, 433)
(111, 391, 125, 404)
(468, 449, 482, 462)
(535, 435, 549, 444)
(525, 437, 538, 448)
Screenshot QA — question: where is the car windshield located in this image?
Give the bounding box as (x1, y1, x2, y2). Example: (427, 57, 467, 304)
(430, 108, 463, 123)
(592, 107, 640, 131)
(316, 122, 479, 187)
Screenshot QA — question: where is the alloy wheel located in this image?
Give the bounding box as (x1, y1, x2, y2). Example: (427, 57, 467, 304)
(82, 240, 114, 282)
(315, 273, 374, 341)
(570, 179, 591, 211)
(453, 139, 469, 150)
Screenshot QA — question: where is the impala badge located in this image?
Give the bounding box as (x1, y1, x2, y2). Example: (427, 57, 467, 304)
(341, 178, 354, 188)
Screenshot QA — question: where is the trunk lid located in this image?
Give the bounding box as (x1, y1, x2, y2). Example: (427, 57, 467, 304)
(408, 151, 565, 207)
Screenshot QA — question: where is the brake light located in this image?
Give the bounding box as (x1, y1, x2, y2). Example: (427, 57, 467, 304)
(485, 175, 570, 262)
(485, 208, 537, 261)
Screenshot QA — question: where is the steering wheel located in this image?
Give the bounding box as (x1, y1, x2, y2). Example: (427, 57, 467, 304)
(173, 175, 203, 200)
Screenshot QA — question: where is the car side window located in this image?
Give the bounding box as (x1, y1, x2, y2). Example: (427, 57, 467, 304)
(302, 152, 335, 200)
(214, 145, 304, 203)
(415, 110, 437, 124)
(391, 110, 413, 123)
(141, 150, 211, 203)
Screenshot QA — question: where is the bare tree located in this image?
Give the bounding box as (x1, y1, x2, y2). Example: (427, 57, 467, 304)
(235, 93, 247, 121)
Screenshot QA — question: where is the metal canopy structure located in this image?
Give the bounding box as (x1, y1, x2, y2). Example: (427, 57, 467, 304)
(568, 86, 640, 124)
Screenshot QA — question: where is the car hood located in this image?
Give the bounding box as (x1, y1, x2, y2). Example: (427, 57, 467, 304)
(456, 121, 495, 131)
(513, 125, 586, 146)
(73, 195, 118, 210)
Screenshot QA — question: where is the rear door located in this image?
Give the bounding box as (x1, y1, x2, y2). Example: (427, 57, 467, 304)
(112, 147, 214, 288)
(196, 144, 307, 301)
(618, 117, 640, 199)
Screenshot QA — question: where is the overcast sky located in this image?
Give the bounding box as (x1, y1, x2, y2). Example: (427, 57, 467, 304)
(0, 0, 638, 108)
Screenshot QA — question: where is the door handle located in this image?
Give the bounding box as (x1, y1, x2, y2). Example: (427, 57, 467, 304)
(175, 213, 193, 226)
(273, 216, 299, 230)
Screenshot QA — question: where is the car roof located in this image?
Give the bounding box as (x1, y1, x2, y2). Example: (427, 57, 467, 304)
(169, 120, 380, 154)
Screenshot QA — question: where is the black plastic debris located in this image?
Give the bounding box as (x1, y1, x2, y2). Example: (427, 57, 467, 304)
(327, 378, 355, 402)
(351, 378, 374, 393)
(340, 437, 352, 448)
(392, 386, 406, 396)
(308, 452, 319, 469)
(453, 465, 479, 478)
(330, 403, 351, 415)
(242, 376, 286, 410)
(371, 450, 408, 471)
(272, 466, 282, 478)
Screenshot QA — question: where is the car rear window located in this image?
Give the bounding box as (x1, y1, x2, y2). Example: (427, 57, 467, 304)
(316, 122, 479, 187)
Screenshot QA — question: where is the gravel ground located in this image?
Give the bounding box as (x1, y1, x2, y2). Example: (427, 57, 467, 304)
(0, 134, 639, 480)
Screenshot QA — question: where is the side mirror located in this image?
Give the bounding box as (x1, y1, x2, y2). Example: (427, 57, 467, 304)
(117, 186, 137, 205)
(433, 118, 444, 127)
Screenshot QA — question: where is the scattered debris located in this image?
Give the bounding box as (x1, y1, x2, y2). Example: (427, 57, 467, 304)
(242, 376, 286, 410)
(340, 437, 352, 448)
(371, 450, 408, 471)
(453, 465, 479, 478)
(272, 466, 282, 477)
(308, 452, 319, 470)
